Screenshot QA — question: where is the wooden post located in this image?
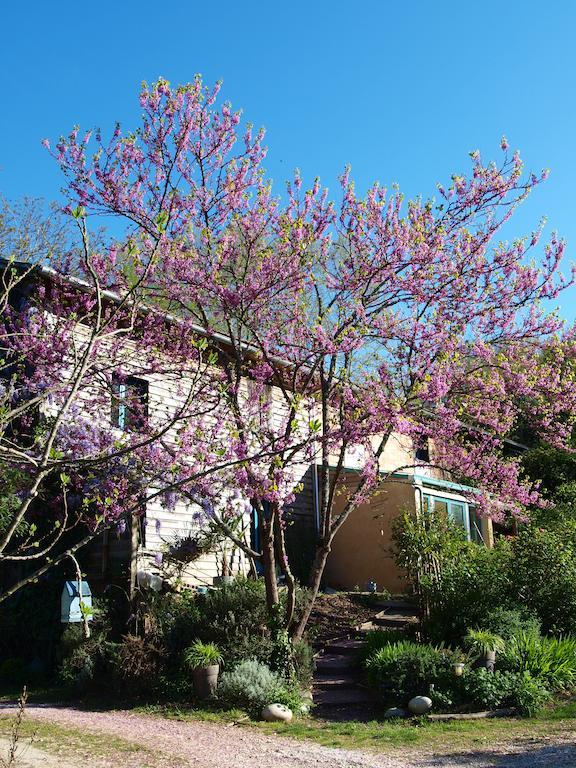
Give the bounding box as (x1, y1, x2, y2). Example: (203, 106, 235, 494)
(480, 516, 494, 549)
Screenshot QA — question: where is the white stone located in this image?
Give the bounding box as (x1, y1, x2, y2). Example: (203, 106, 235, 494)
(408, 696, 432, 715)
(261, 703, 293, 722)
(384, 707, 407, 719)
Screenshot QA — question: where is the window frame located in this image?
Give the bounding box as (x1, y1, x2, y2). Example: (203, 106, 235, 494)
(422, 492, 472, 540)
(111, 374, 149, 432)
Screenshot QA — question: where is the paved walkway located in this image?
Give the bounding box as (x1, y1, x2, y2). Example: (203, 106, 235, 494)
(2, 704, 575, 768)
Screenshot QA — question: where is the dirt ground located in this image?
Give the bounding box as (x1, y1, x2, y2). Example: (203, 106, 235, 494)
(2, 704, 576, 768)
(306, 592, 378, 643)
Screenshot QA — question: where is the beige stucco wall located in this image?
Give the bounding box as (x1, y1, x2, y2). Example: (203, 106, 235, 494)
(323, 476, 416, 594)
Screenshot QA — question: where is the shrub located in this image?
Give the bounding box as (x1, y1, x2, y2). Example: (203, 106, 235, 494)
(292, 639, 314, 688)
(508, 529, 576, 635)
(154, 579, 273, 667)
(58, 625, 116, 689)
(499, 632, 576, 691)
(480, 607, 541, 642)
(458, 668, 550, 715)
(393, 511, 513, 644)
(364, 641, 459, 704)
(512, 672, 551, 716)
(217, 659, 302, 717)
(394, 513, 576, 642)
(112, 634, 166, 694)
(460, 668, 517, 710)
(357, 629, 408, 664)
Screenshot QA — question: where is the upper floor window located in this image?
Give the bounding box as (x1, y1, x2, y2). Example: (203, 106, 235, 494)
(111, 375, 149, 431)
(415, 438, 430, 463)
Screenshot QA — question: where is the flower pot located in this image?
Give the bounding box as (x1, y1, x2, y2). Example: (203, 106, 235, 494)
(484, 650, 496, 673)
(192, 664, 220, 699)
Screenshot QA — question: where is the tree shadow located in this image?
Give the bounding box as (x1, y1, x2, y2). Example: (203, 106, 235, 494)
(423, 742, 576, 767)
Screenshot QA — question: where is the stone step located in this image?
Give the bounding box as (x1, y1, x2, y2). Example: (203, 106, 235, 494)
(313, 687, 375, 707)
(372, 599, 417, 612)
(373, 610, 419, 627)
(315, 653, 359, 672)
(324, 638, 364, 655)
(314, 673, 363, 689)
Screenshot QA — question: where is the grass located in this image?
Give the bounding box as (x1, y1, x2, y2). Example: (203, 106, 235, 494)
(137, 699, 576, 754)
(0, 715, 154, 762)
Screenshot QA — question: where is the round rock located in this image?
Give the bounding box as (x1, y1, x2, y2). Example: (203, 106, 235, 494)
(408, 695, 432, 715)
(261, 703, 293, 722)
(384, 707, 407, 719)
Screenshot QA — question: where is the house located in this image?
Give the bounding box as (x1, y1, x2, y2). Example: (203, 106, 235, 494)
(0, 260, 509, 601)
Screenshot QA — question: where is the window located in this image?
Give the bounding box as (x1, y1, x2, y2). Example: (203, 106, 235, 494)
(423, 493, 471, 540)
(415, 438, 430, 463)
(111, 375, 149, 431)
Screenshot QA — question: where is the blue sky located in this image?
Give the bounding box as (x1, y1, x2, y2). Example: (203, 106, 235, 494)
(1, 1, 576, 319)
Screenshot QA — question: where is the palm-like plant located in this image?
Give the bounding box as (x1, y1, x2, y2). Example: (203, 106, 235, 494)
(183, 640, 223, 669)
(464, 629, 505, 657)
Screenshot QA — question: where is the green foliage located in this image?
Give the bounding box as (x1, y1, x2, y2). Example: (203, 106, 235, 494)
(152, 578, 272, 667)
(479, 607, 541, 641)
(394, 511, 576, 642)
(460, 668, 516, 710)
(58, 626, 116, 689)
(464, 629, 505, 656)
(183, 641, 222, 669)
(364, 640, 459, 704)
(149, 577, 312, 685)
(291, 639, 314, 688)
(217, 659, 302, 717)
(512, 672, 552, 716)
(457, 668, 550, 716)
(357, 629, 411, 664)
(499, 632, 576, 691)
(508, 529, 576, 635)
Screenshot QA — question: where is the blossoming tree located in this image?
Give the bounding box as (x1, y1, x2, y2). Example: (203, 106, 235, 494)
(4, 77, 575, 641)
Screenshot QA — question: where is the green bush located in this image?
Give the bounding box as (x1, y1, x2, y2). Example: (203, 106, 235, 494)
(456, 668, 550, 716)
(459, 668, 517, 710)
(357, 629, 408, 664)
(150, 577, 312, 684)
(480, 607, 541, 641)
(394, 511, 576, 642)
(512, 672, 551, 716)
(292, 639, 314, 688)
(217, 659, 302, 717)
(153, 579, 272, 667)
(499, 632, 576, 691)
(364, 640, 459, 704)
(508, 529, 576, 635)
(58, 625, 116, 689)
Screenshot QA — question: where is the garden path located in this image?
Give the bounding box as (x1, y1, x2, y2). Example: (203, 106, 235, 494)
(5, 704, 576, 768)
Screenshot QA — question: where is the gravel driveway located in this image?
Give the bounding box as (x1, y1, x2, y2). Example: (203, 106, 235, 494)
(4, 704, 576, 768)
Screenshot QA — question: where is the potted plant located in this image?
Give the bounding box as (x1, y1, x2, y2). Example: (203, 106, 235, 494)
(464, 629, 505, 672)
(452, 651, 467, 677)
(184, 640, 223, 699)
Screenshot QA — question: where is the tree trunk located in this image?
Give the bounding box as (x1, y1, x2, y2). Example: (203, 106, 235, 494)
(261, 517, 279, 612)
(291, 539, 332, 641)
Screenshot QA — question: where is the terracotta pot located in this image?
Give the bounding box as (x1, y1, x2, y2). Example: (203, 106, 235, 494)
(192, 664, 220, 699)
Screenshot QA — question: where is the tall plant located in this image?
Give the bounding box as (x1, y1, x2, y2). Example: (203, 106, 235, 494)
(34, 76, 576, 640)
